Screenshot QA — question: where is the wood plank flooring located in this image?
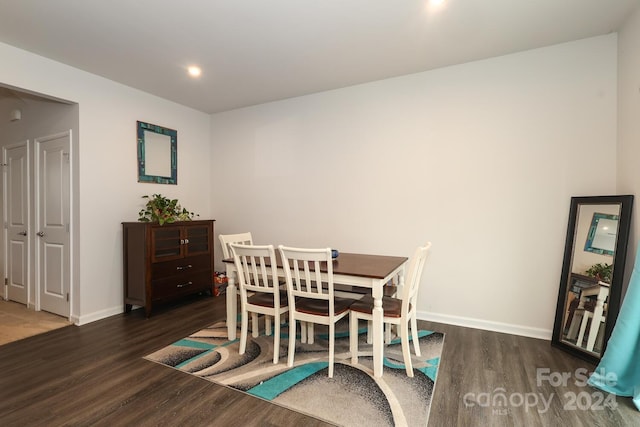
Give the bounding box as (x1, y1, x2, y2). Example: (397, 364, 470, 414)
(0, 294, 637, 426)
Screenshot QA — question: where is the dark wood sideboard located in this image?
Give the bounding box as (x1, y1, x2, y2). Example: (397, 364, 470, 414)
(122, 220, 215, 317)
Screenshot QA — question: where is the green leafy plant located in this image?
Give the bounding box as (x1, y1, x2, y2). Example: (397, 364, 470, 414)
(585, 263, 612, 284)
(138, 194, 197, 225)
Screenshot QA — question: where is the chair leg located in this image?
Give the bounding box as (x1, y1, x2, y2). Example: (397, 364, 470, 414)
(273, 315, 281, 364)
(307, 323, 315, 344)
(350, 314, 359, 365)
(239, 308, 249, 355)
(265, 315, 272, 336)
(252, 313, 259, 338)
(288, 314, 296, 367)
(410, 314, 421, 357)
(385, 323, 392, 344)
(400, 321, 413, 377)
(301, 321, 307, 343)
(328, 322, 335, 378)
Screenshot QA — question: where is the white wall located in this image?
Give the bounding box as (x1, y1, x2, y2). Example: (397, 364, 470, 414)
(617, 6, 640, 293)
(0, 41, 212, 324)
(0, 32, 626, 334)
(211, 35, 618, 339)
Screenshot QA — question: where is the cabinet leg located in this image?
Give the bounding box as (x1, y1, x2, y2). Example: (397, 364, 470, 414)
(125, 304, 132, 313)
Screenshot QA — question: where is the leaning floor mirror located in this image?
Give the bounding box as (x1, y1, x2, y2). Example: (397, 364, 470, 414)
(552, 195, 633, 364)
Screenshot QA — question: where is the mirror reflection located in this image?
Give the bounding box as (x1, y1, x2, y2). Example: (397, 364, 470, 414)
(552, 195, 633, 364)
(143, 130, 172, 177)
(561, 204, 619, 355)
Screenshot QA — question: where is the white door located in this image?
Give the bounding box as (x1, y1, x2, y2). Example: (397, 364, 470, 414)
(36, 132, 71, 317)
(3, 141, 30, 305)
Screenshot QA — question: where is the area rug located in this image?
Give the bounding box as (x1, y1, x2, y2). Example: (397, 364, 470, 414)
(144, 318, 444, 426)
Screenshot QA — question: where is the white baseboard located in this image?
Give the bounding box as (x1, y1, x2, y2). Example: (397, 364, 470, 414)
(417, 310, 552, 341)
(73, 306, 552, 340)
(75, 305, 124, 326)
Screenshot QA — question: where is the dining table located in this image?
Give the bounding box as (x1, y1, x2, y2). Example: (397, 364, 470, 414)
(223, 251, 408, 378)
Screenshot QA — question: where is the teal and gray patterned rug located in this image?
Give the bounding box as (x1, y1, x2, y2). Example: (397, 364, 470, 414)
(144, 318, 444, 426)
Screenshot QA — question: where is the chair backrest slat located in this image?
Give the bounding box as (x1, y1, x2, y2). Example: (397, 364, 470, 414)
(230, 243, 280, 304)
(279, 246, 333, 304)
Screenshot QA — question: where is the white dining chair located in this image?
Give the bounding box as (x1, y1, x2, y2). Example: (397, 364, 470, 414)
(278, 245, 352, 378)
(349, 242, 432, 377)
(219, 232, 253, 260)
(220, 232, 272, 336)
(230, 243, 288, 364)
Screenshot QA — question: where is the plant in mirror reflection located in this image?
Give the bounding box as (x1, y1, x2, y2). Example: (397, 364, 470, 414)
(585, 263, 612, 284)
(138, 194, 198, 225)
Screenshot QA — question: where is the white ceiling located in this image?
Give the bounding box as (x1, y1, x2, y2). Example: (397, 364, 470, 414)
(1, 0, 639, 114)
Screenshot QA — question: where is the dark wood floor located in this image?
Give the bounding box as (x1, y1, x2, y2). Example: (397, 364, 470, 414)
(0, 294, 637, 426)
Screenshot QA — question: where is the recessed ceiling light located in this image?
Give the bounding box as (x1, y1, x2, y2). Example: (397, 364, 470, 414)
(187, 66, 202, 77)
(430, 0, 445, 5)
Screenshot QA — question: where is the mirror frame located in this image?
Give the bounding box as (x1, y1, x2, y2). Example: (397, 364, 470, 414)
(137, 120, 177, 185)
(551, 195, 634, 364)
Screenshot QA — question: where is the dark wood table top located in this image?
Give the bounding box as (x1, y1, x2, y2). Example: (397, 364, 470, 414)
(223, 252, 408, 279)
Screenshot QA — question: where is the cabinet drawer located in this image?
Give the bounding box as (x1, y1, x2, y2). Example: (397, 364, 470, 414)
(151, 254, 211, 278)
(151, 271, 212, 300)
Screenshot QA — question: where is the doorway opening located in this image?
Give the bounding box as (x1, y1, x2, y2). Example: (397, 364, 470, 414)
(0, 84, 78, 322)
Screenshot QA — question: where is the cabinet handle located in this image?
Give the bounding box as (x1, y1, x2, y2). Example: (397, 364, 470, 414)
(176, 264, 193, 271)
(176, 281, 193, 288)
(184, 239, 190, 244)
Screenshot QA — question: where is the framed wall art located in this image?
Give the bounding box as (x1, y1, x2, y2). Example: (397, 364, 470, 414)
(137, 120, 177, 184)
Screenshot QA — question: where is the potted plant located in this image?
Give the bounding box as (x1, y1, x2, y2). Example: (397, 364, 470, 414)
(585, 263, 612, 284)
(138, 194, 197, 225)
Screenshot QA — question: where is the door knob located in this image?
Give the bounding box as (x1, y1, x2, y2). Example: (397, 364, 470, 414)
(36, 231, 45, 237)
(18, 231, 27, 236)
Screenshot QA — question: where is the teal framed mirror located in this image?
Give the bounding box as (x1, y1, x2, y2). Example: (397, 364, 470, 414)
(584, 212, 618, 256)
(137, 121, 177, 184)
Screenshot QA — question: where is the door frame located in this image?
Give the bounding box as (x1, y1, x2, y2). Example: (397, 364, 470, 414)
(1, 132, 74, 321)
(0, 85, 78, 324)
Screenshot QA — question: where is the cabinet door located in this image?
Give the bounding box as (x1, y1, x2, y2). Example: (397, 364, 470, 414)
(151, 226, 184, 262)
(185, 224, 212, 257)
